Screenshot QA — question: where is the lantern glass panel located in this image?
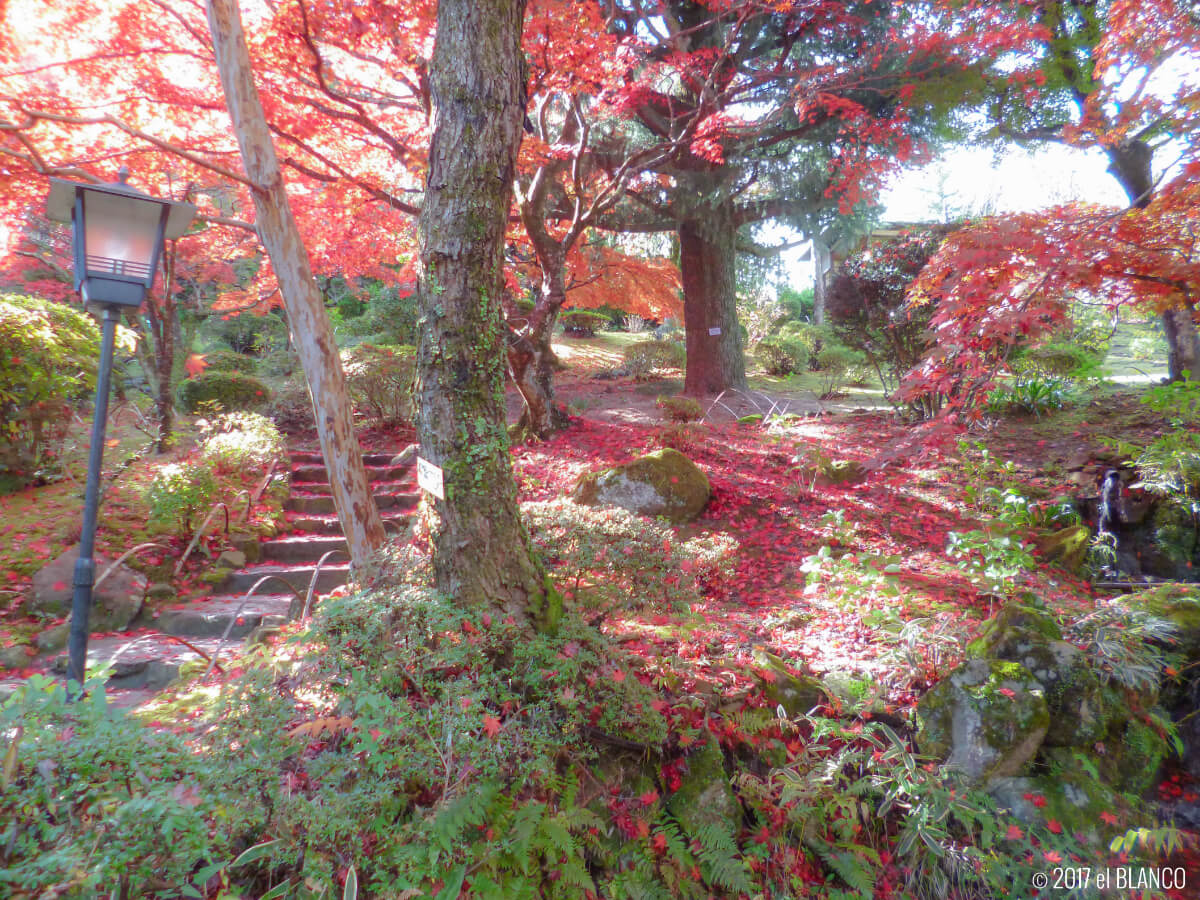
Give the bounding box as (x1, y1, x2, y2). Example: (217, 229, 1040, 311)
(82, 191, 163, 281)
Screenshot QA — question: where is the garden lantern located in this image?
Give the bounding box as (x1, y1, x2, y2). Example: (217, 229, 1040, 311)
(45, 169, 197, 691)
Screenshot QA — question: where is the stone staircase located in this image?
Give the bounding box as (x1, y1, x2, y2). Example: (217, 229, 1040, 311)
(45, 447, 419, 698)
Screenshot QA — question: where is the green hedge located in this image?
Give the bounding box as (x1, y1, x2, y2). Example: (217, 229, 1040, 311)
(199, 349, 258, 375)
(179, 371, 271, 413)
(755, 335, 809, 376)
(560, 309, 610, 337)
(623, 340, 686, 377)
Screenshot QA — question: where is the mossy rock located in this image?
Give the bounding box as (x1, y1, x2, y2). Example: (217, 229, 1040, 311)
(230, 534, 263, 565)
(967, 600, 1063, 658)
(917, 658, 1049, 783)
(1092, 715, 1169, 796)
(1033, 525, 1091, 573)
(1002, 640, 1108, 747)
(572, 448, 710, 523)
(988, 764, 1130, 848)
(1123, 583, 1200, 663)
(0, 643, 33, 671)
(751, 648, 829, 717)
(666, 733, 741, 839)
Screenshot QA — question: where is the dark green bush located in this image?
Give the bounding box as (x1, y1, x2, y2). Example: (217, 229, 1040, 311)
(559, 308, 611, 337)
(342, 343, 415, 425)
(755, 335, 809, 376)
(623, 340, 686, 378)
(338, 282, 420, 346)
(1011, 340, 1104, 379)
(207, 310, 289, 355)
(200, 348, 258, 375)
(179, 371, 271, 413)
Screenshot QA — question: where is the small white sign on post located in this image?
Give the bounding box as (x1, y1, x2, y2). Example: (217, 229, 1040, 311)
(416, 456, 445, 500)
(708, 326, 722, 336)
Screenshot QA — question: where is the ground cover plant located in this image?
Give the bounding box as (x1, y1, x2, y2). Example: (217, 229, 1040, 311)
(4, 372, 1197, 897)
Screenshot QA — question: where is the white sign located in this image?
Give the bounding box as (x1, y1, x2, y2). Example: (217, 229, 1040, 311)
(708, 326, 722, 336)
(416, 456, 445, 500)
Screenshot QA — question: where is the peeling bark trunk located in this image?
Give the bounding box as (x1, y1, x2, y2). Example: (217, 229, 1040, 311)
(679, 202, 747, 396)
(205, 0, 385, 567)
(1107, 138, 1198, 382)
(414, 0, 558, 630)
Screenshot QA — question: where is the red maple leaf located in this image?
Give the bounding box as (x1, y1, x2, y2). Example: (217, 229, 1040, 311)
(482, 715, 502, 738)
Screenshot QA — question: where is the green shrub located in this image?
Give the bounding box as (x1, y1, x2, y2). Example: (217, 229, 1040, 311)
(342, 342, 415, 425)
(199, 348, 258, 375)
(206, 310, 289, 355)
(1011, 340, 1105, 378)
(337, 282, 419, 346)
(0, 293, 114, 483)
(179, 371, 271, 413)
(197, 412, 285, 474)
(985, 374, 1074, 418)
(145, 460, 220, 532)
(623, 340, 686, 378)
(814, 344, 865, 399)
(559, 308, 610, 337)
(0, 676, 225, 896)
(656, 395, 704, 422)
(755, 335, 809, 376)
(264, 375, 314, 431)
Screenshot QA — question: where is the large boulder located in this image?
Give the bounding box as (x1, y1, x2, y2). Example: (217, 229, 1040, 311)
(572, 448, 710, 523)
(997, 640, 1109, 747)
(988, 762, 1127, 848)
(917, 658, 1049, 783)
(30, 549, 145, 632)
(967, 600, 1063, 659)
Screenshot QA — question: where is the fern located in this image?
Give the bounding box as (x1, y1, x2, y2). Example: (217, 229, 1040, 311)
(427, 780, 502, 856)
(692, 821, 753, 894)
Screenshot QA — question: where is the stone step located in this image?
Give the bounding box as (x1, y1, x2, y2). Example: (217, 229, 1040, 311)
(287, 510, 412, 535)
(223, 562, 350, 595)
(291, 463, 411, 483)
(285, 492, 420, 515)
(289, 450, 400, 467)
(51, 635, 227, 691)
(155, 594, 294, 639)
(260, 534, 349, 562)
(291, 479, 414, 497)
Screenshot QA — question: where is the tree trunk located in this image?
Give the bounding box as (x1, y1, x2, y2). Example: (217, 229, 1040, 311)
(1163, 304, 1200, 382)
(1107, 138, 1198, 382)
(679, 202, 747, 396)
(414, 0, 559, 631)
(205, 0, 385, 567)
(509, 266, 570, 439)
(812, 237, 831, 326)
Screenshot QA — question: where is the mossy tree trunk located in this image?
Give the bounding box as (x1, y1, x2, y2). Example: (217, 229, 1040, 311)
(679, 197, 747, 396)
(206, 0, 386, 567)
(414, 0, 560, 632)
